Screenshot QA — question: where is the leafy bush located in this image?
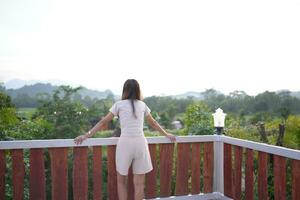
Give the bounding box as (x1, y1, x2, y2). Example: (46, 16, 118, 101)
(5, 118, 54, 140)
(0, 92, 19, 140)
(284, 115, 300, 149)
(183, 102, 214, 135)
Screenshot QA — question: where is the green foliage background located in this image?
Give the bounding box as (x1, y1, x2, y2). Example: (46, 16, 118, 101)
(1, 84, 300, 199)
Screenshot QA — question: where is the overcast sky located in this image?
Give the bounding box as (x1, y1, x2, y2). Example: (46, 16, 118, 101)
(0, 0, 299, 96)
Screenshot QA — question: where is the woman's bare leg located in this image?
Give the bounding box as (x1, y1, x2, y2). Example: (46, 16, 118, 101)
(133, 174, 145, 200)
(117, 172, 128, 200)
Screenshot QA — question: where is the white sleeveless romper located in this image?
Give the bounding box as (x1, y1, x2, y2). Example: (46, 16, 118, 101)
(109, 100, 153, 175)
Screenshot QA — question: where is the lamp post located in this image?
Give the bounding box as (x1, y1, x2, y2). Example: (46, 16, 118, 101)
(212, 108, 226, 135)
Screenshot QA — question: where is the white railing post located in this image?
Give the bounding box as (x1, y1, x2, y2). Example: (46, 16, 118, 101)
(213, 134, 224, 194)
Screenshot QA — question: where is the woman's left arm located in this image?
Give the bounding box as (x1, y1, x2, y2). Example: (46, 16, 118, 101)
(74, 112, 114, 145)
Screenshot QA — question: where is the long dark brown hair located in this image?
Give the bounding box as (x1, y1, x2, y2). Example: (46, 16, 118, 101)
(121, 79, 142, 118)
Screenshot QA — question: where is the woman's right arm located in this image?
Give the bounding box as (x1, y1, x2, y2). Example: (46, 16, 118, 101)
(74, 112, 114, 145)
(146, 114, 176, 142)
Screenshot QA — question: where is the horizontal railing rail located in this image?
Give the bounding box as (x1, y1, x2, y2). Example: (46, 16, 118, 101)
(0, 135, 216, 149)
(1, 135, 299, 160)
(221, 135, 300, 160)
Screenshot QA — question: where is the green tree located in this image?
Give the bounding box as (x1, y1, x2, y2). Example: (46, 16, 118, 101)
(0, 82, 5, 92)
(202, 89, 226, 110)
(0, 92, 19, 140)
(144, 96, 194, 116)
(33, 85, 89, 139)
(159, 112, 171, 128)
(253, 91, 281, 113)
(83, 95, 94, 108)
(12, 93, 38, 108)
(87, 97, 114, 127)
(278, 107, 290, 123)
(183, 102, 214, 135)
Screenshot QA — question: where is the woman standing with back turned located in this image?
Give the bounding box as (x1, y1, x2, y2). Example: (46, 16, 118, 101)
(74, 79, 176, 200)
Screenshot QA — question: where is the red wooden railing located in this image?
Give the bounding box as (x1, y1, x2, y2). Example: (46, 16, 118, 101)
(222, 136, 300, 200)
(1, 135, 300, 200)
(0, 136, 215, 200)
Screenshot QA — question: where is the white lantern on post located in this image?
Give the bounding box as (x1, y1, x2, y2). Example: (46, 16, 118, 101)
(212, 108, 226, 135)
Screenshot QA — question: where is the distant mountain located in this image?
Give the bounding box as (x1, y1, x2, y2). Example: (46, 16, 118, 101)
(6, 83, 57, 98)
(3, 79, 300, 100)
(172, 90, 300, 100)
(4, 79, 68, 89)
(4, 79, 37, 89)
(172, 91, 204, 99)
(276, 90, 300, 99)
(78, 88, 114, 99)
(291, 91, 300, 99)
(5, 83, 115, 100)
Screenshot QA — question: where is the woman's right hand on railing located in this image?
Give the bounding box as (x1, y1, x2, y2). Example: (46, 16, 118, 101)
(74, 134, 88, 145)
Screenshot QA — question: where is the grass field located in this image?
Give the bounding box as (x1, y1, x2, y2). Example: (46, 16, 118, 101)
(17, 107, 37, 119)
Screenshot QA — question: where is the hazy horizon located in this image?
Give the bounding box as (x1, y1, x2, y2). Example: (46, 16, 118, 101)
(1, 0, 299, 97)
(2, 78, 299, 97)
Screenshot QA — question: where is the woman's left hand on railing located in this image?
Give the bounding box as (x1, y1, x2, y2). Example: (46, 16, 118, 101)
(74, 134, 88, 145)
(166, 133, 177, 143)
